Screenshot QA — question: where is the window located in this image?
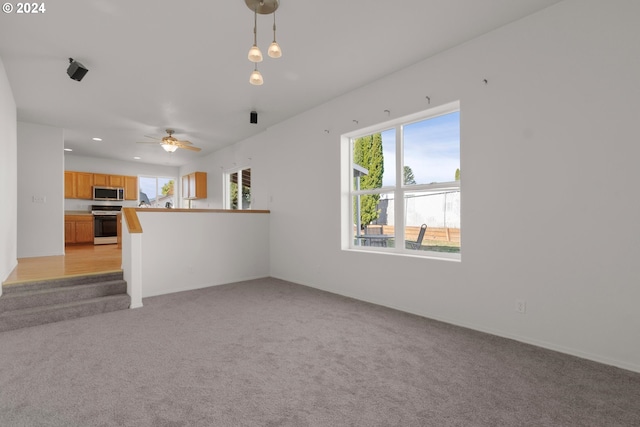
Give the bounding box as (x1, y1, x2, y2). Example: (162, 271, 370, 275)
(224, 168, 251, 210)
(139, 176, 177, 208)
(342, 101, 460, 259)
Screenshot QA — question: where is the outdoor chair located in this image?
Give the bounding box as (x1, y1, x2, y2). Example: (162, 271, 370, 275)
(406, 224, 427, 250)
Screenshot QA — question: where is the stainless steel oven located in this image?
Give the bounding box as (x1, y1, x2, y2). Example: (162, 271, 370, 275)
(91, 205, 122, 245)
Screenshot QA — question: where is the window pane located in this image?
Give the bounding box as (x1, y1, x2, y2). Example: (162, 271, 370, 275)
(230, 172, 238, 209)
(139, 177, 155, 207)
(352, 192, 395, 247)
(404, 190, 460, 253)
(403, 111, 460, 185)
(139, 176, 175, 207)
(157, 178, 175, 208)
(352, 128, 395, 191)
(241, 168, 251, 209)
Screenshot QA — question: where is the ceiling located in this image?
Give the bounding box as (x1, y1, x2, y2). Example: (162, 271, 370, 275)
(0, 0, 561, 167)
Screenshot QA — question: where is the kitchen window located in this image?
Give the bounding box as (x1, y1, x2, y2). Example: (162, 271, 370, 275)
(341, 101, 461, 259)
(139, 176, 176, 208)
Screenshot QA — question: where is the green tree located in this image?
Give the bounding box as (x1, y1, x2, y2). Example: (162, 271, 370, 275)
(161, 180, 174, 196)
(455, 168, 460, 181)
(353, 133, 384, 227)
(403, 165, 416, 185)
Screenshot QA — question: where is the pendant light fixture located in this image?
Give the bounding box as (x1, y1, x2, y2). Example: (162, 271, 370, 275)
(268, 12, 282, 58)
(245, 0, 282, 85)
(247, 6, 263, 63)
(249, 64, 264, 85)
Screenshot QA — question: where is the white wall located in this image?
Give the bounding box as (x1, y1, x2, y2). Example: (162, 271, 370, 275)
(122, 211, 270, 300)
(0, 57, 17, 289)
(16, 122, 64, 258)
(64, 154, 179, 211)
(178, 137, 270, 210)
(182, 0, 640, 372)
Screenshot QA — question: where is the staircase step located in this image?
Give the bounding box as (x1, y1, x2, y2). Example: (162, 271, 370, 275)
(0, 280, 127, 312)
(0, 294, 131, 333)
(2, 271, 123, 294)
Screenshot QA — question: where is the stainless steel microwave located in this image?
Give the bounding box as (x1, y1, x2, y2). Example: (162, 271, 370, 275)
(93, 186, 125, 201)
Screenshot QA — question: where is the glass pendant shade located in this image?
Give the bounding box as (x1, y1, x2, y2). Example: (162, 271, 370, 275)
(161, 143, 178, 153)
(248, 45, 263, 62)
(268, 12, 282, 59)
(249, 68, 264, 85)
(267, 41, 282, 58)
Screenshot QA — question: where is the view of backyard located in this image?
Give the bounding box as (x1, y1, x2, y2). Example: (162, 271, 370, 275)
(350, 105, 461, 255)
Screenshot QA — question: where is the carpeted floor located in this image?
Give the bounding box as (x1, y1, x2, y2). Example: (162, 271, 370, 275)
(0, 277, 638, 426)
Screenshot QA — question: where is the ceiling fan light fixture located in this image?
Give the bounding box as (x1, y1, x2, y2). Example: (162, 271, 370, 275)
(161, 143, 178, 153)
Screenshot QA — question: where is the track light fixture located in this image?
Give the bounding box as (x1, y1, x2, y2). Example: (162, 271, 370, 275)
(245, 0, 282, 85)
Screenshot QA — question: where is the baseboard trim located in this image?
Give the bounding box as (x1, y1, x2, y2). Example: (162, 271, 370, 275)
(271, 275, 640, 374)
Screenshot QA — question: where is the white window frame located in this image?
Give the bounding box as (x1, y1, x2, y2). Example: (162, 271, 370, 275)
(223, 166, 252, 210)
(340, 101, 461, 261)
(138, 175, 177, 208)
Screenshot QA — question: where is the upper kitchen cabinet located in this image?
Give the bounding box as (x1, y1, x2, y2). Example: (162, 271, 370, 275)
(65, 171, 138, 200)
(124, 175, 138, 200)
(64, 171, 94, 199)
(109, 175, 125, 187)
(182, 172, 207, 200)
(93, 173, 109, 187)
(94, 173, 124, 188)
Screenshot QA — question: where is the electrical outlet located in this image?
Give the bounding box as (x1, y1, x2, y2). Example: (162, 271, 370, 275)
(32, 195, 46, 203)
(515, 299, 526, 314)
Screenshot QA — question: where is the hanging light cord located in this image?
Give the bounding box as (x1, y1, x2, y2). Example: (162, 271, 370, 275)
(272, 13, 277, 42)
(253, 7, 258, 46)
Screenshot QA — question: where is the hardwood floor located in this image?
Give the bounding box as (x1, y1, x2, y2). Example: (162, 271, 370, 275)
(2, 244, 121, 286)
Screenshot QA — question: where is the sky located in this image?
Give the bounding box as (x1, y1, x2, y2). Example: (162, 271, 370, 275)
(380, 111, 460, 187)
(139, 176, 174, 201)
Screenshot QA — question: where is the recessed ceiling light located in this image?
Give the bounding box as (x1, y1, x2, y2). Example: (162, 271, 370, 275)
(92, 137, 102, 141)
(133, 156, 141, 160)
(64, 148, 73, 152)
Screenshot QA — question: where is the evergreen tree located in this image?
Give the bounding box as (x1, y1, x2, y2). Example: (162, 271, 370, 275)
(353, 133, 384, 227)
(455, 168, 461, 181)
(403, 165, 416, 185)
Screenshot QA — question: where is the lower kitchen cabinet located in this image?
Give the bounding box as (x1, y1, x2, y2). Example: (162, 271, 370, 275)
(65, 215, 94, 244)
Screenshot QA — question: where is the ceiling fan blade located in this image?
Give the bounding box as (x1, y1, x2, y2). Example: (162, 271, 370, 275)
(136, 141, 160, 144)
(176, 139, 193, 145)
(176, 143, 201, 152)
(144, 135, 161, 141)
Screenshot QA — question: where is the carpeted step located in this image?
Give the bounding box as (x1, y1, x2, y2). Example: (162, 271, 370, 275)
(0, 280, 127, 312)
(2, 271, 124, 294)
(0, 294, 130, 333)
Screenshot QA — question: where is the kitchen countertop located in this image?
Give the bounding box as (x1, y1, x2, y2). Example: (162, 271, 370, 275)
(65, 211, 92, 216)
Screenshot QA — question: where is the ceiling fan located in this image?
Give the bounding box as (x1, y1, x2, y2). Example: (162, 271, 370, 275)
(137, 129, 201, 152)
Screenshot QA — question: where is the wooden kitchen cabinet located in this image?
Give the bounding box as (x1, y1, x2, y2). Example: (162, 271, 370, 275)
(109, 175, 125, 187)
(182, 172, 207, 200)
(65, 215, 94, 244)
(124, 175, 138, 200)
(65, 171, 137, 201)
(64, 171, 94, 199)
(93, 174, 109, 187)
(94, 173, 127, 189)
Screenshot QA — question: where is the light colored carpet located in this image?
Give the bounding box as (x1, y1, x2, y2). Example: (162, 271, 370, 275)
(0, 277, 638, 426)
